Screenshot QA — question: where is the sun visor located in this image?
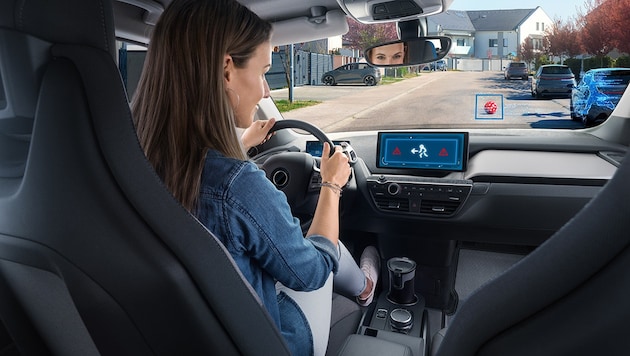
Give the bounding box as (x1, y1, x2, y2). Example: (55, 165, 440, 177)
(271, 10, 349, 46)
(337, 0, 453, 24)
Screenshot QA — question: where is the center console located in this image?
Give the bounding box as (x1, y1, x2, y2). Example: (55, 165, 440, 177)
(339, 257, 430, 356)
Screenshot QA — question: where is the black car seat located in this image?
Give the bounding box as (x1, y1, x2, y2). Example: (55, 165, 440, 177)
(0, 0, 361, 354)
(431, 147, 630, 352)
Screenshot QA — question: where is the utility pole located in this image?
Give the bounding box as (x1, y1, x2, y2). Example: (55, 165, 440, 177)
(289, 43, 294, 103)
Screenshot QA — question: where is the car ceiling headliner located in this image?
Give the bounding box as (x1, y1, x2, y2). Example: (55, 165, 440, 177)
(114, 0, 345, 45)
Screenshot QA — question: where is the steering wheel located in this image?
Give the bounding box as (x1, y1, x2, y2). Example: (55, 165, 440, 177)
(253, 119, 356, 228)
(269, 119, 336, 157)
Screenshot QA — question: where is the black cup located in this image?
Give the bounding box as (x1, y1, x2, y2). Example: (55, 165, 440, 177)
(387, 257, 418, 305)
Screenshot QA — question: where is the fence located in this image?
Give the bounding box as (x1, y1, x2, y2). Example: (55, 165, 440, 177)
(452, 58, 511, 72)
(267, 50, 359, 89)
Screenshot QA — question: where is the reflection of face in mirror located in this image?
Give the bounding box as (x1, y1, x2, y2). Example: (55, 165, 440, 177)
(369, 42, 405, 65)
(365, 36, 452, 67)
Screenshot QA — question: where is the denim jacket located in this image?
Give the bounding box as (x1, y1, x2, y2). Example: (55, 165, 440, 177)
(195, 149, 339, 356)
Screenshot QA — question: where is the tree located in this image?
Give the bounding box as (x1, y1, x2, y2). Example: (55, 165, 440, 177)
(342, 18, 398, 54)
(544, 17, 581, 60)
(578, 0, 614, 57)
(519, 36, 535, 67)
(600, 0, 630, 54)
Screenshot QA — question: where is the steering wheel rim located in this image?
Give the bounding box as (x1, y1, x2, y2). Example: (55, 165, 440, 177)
(268, 119, 335, 157)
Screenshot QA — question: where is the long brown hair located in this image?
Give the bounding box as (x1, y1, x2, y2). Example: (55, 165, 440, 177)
(132, 0, 272, 211)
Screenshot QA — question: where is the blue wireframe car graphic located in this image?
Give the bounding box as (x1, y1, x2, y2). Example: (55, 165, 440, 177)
(571, 68, 630, 126)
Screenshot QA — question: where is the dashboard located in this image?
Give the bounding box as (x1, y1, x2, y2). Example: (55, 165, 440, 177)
(323, 130, 622, 245)
(258, 127, 625, 246)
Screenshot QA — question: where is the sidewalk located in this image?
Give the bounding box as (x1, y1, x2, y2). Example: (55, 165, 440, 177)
(270, 72, 448, 131)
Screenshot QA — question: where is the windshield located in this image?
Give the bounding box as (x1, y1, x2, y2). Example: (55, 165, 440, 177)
(119, 0, 628, 133)
(262, 0, 629, 133)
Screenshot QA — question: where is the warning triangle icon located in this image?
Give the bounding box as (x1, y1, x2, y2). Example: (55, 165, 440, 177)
(439, 148, 448, 157)
(393, 147, 401, 155)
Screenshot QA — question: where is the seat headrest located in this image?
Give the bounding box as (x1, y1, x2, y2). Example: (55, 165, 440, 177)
(0, 0, 116, 59)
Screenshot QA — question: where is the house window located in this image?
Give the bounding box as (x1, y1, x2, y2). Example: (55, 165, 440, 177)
(536, 22, 539, 31)
(457, 38, 467, 46)
(532, 38, 543, 50)
(503, 38, 508, 47)
(541, 22, 545, 31)
(489, 39, 498, 47)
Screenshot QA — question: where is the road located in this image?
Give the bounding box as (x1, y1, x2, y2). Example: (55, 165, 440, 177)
(271, 71, 582, 132)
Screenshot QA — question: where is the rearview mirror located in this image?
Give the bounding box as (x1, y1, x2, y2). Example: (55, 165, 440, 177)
(365, 37, 452, 67)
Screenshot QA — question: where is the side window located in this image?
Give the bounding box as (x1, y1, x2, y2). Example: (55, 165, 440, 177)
(348, 63, 358, 70)
(117, 42, 147, 99)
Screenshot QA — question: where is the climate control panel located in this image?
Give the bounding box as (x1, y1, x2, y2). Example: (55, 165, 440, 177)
(367, 175, 472, 217)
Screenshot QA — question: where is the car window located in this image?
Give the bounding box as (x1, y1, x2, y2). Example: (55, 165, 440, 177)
(541, 66, 572, 75)
(594, 70, 630, 85)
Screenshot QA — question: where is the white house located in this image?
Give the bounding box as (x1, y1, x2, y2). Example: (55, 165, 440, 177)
(427, 7, 552, 60)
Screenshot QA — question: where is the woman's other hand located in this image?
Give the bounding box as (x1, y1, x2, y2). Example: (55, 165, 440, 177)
(241, 118, 276, 149)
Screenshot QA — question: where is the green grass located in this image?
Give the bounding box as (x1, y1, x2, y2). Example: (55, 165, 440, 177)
(380, 73, 419, 85)
(380, 76, 407, 85)
(275, 99, 320, 113)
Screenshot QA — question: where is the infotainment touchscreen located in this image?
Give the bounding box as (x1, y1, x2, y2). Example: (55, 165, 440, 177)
(377, 132, 468, 171)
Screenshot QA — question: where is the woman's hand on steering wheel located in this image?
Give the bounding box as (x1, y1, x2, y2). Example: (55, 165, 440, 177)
(320, 143, 351, 188)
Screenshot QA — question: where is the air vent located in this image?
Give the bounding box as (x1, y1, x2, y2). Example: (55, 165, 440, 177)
(420, 199, 460, 215)
(374, 196, 410, 212)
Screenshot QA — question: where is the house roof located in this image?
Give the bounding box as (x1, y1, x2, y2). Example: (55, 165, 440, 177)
(430, 7, 540, 32)
(428, 10, 475, 32)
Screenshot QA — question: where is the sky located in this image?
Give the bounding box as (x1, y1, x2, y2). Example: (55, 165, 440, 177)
(449, 0, 587, 21)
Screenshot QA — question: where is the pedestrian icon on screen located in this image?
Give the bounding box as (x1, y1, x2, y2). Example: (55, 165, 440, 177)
(418, 144, 428, 158)
(411, 144, 429, 158)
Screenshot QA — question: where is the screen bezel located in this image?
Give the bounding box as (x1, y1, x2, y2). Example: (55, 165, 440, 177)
(376, 132, 469, 172)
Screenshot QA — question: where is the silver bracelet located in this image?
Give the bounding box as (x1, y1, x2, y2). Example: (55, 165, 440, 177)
(320, 181, 342, 197)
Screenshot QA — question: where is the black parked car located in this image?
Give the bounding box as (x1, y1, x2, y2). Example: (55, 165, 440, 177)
(429, 59, 447, 71)
(321, 62, 381, 86)
(504, 61, 528, 80)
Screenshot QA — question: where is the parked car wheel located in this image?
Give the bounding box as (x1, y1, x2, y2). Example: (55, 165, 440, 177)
(363, 75, 376, 86)
(322, 75, 335, 86)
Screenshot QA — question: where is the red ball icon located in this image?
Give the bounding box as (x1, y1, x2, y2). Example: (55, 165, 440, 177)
(484, 100, 498, 114)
